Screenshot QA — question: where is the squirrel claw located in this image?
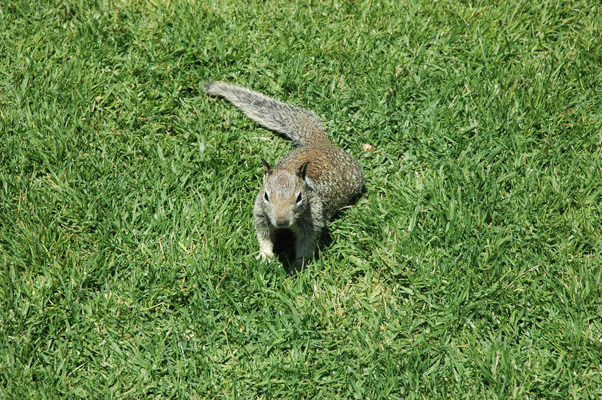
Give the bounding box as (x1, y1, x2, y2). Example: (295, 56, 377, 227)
(256, 252, 273, 263)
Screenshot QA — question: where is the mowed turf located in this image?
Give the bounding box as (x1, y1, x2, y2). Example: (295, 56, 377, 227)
(1, 0, 601, 398)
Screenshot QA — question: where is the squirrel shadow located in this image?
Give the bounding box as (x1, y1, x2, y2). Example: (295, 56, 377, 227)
(273, 227, 332, 276)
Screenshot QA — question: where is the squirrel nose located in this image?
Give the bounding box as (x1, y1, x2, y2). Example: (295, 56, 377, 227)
(275, 217, 290, 227)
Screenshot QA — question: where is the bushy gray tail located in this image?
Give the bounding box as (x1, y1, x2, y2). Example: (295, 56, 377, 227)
(205, 81, 329, 146)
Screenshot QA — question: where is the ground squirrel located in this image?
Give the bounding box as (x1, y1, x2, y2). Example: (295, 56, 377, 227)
(205, 81, 364, 269)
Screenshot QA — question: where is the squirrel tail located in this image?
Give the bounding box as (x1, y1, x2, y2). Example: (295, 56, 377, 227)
(204, 81, 329, 146)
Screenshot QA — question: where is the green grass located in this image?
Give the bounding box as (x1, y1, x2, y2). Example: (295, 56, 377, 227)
(1, 0, 601, 398)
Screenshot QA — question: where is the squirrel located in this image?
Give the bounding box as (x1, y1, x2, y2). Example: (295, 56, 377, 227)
(205, 81, 364, 269)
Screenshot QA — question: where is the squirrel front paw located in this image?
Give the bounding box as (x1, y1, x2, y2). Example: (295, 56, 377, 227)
(256, 250, 274, 262)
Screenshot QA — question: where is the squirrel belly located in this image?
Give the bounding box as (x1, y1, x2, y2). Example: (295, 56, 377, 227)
(205, 81, 364, 268)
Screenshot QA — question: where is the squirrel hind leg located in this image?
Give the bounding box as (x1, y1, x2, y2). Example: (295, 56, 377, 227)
(290, 232, 318, 273)
(294, 230, 318, 264)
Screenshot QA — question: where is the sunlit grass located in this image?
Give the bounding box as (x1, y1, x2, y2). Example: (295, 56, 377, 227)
(1, 0, 601, 398)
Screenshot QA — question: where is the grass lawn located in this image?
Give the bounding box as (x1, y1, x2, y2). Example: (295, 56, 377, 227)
(1, 0, 602, 398)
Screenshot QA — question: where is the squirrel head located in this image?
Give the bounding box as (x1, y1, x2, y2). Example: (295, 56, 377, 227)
(260, 158, 311, 228)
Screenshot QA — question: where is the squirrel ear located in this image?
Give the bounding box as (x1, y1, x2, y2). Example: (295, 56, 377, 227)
(261, 158, 272, 175)
(297, 161, 310, 180)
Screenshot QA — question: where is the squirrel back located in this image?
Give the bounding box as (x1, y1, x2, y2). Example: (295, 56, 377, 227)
(205, 81, 364, 268)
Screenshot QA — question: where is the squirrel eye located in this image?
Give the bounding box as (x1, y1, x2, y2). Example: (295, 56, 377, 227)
(264, 191, 270, 202)
(296, 192, 303, 204)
